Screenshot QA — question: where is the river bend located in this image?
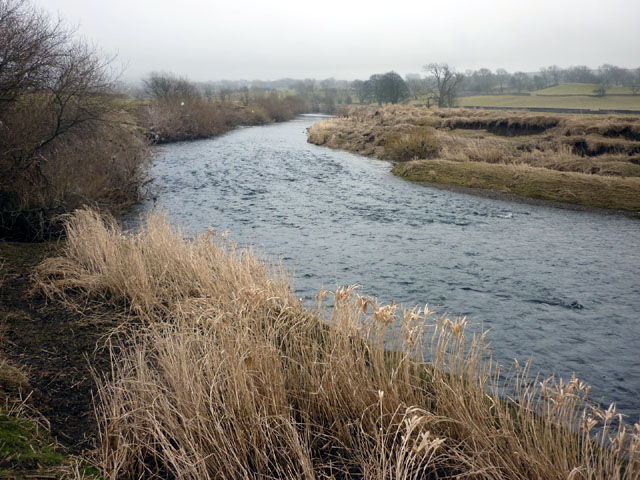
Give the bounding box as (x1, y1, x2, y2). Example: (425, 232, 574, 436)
(125, 115, 640, 422)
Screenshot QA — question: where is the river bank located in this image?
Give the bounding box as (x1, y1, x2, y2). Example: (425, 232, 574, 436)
(2, 118, 640, 477)
(20, 208, 640, 478)
(307, 105, 640, 211)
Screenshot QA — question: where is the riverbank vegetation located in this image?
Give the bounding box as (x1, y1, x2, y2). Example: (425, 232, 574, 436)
(0, 0, 308, 241)
(13, 208, 635, 478)
(138, 72, 307, 143)
(0, 0, 151, 241)
(308, 105, 640, 211)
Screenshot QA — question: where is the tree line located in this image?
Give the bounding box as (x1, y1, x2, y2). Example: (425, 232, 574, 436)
(456, 64, 640, 95)
(176, 63, 640, 113)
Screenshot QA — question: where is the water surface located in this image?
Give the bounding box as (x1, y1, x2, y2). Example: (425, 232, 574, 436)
(126, 115, 640, 422)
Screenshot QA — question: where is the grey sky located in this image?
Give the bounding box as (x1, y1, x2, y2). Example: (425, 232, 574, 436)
(36, 0, 640, 82)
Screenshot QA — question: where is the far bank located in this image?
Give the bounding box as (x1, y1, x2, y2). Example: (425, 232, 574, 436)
(307, 105, 640, 212)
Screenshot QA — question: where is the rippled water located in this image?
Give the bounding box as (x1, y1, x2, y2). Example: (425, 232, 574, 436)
(126, 115, 640, 422)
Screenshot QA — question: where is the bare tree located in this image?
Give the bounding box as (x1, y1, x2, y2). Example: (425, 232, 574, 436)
(0, 0, 71, 106)
(510, 72, 531, 92)
(423, 63, 463, 107)
(1, 0, 147, 238)
(143, 71, 200, 102)
(495, 68, 510, 94)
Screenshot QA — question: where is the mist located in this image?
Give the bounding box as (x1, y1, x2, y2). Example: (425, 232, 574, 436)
(36, 0, 640, 82)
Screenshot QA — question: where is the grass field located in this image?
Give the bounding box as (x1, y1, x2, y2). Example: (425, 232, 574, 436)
(456, 94, 640, 110)
(533, 82, 636, 95)
(456, 83, 640, 111)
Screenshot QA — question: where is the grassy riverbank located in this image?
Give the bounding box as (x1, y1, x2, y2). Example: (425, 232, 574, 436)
(307, 105, 640, 211)
(1, 208, 637, 478)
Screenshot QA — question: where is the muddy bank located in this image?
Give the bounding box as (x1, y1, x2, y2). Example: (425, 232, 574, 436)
(0, 241, 115, 454)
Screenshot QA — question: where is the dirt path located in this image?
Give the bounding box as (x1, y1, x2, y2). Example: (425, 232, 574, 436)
(0, 242, 115, 453)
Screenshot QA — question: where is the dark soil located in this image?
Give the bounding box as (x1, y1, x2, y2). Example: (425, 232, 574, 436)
(0, 242, 116, 454)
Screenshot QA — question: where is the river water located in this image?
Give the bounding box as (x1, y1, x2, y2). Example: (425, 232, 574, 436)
(126, 115, 640, 422)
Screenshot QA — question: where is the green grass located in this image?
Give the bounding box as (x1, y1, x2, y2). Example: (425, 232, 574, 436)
(0, 414, 66, 473)
(533, 82, 635, 95)
(456, 94, 640, 110)
(393, 159, 640, 211)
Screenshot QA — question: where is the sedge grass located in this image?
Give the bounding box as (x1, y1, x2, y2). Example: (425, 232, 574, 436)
(34, 209, 640, 479)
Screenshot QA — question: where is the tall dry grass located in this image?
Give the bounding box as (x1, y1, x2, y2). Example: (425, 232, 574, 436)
(35, 209, 640, 479)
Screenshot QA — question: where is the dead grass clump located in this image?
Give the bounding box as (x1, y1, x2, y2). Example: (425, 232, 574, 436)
(34, 209, 640, 479)
(33, 209, 291, 323)
(383, 126, 441, 161)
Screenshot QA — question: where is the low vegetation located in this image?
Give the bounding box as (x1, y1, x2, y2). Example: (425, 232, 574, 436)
(139, 72, 308, 143)
(308, 105, 640, 210)
(26, 209, 640, 478)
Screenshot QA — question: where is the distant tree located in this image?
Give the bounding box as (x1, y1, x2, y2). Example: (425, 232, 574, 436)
(510, 72, 531, 92)
(471, 68, 495, 93)
(202, 82, 216, 100)
(598, 64, 631, 87)
(532, 75, 546, 91)
(240, 86, 250, 106)
(368, 74, 385, 105)
(632, 68, 640, 96)
(564, 65, 598, 83)
(538, 66, 562, 88)
(351, 80, 365, 103)
(218, 88, 232, 103)
(423, 63, 463, 107)
(495, 68, 510, 93)
(547, 65, 562, 86)
(143, 72, 200, 101)
(405, 73, 426, 100)
(374, 71, 409, 104)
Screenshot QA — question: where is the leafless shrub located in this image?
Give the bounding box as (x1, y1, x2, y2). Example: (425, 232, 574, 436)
(0, 0, 149, 240)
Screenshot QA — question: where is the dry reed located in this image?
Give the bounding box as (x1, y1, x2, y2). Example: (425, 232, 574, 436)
(34, 209, 640, 479)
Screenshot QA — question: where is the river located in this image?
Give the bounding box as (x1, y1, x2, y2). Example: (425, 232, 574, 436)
(125, 115, 640, 422)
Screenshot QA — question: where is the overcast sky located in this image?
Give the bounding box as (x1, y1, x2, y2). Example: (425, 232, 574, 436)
(36, 0, 640, 82)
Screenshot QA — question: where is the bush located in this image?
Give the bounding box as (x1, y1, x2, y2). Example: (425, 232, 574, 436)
(252, 92, 307, 122)
(0, 0, 149, 240)
(383, 126, 441, 161)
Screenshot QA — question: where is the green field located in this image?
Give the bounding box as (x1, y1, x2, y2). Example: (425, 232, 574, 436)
(532, 82, 635, 95)
(456, 94, 640, 111)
